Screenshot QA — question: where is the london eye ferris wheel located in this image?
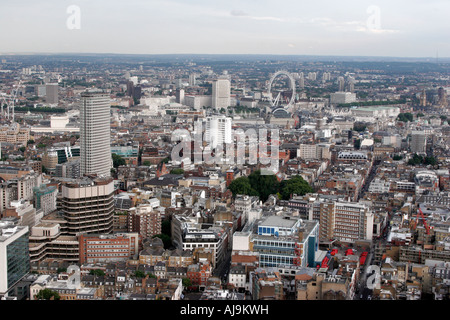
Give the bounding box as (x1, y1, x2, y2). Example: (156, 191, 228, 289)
(267, 70, 296, 110)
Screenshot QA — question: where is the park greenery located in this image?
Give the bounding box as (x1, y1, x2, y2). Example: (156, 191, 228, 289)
(408, 153, 437, 166)
(397, 112, 414, 122)
(228, 170, 313, 202)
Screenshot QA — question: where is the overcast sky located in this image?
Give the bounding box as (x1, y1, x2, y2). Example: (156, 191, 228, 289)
(0, 0, 449, 58)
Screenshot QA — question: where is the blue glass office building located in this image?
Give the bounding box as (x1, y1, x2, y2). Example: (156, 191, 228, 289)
(252, 215, 319, 268)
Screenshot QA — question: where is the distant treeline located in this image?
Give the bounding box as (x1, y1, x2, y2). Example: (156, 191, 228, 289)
(336, 99, 407, 108)
(14, 106, 66, 113)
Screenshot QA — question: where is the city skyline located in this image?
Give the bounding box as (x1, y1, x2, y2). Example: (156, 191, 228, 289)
(0, 0, 450, 58)
(1, 0, 450, 305)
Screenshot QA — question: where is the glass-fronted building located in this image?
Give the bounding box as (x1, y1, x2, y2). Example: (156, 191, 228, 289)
(252, 215, 319, 268)
(0, 219, 30, 298)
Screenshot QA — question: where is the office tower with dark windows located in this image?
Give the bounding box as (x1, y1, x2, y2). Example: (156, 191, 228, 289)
(45, 83, 59, 104)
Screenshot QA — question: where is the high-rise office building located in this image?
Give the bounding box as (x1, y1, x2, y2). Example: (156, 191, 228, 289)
(298, 74, 305, 89)
(347, 76, 355, 93)
(0, 219, 30, 298)
(308, 72, 317, 81)
(176, 88, 185, 104)
(45, 83, 59, 104)
(212, 77, 231, 110)
(204, 115, 232, 148)
(411, 131, 427, 154)
(337, 76, 345, 92)
(322, 72, 331, 82)
(59, 177, 115, 235)
(80, 90, 112, 178)
(189, 73, 197, 86)
(319, 200, 373, 242)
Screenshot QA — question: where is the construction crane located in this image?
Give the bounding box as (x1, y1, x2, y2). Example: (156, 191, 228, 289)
(1, 80, 22, 122)
(413, 207, 430, 235)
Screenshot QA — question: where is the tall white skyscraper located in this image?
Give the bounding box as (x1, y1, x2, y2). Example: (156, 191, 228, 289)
(189, 73, 197, 86)
(204, 115, 232, 148)
(80, 90, 112, 177)
(212, 77, 231, 110)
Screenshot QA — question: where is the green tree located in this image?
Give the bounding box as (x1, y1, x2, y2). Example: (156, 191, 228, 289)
(89, 269, 105, 277)
(182, 278, 192, 288)
(143, 160, 151, 166)
(248, 170, 280, 202)
(228, 176, 259, 198)
(170, 168, 184, 174)
(408, 153, 424, 166)
(397, 113, 413, 122)
(424, 156, 437, 166)
(134, 270, 146, 278)
(35, 288, 60, 300)
(279, 175, 313, 200)
(112, 153, 126, 168)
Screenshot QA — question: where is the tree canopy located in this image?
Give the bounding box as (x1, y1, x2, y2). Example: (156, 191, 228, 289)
(397, 112, 413, 122)
(89, 269, 105, 276)
(228, 176, 259, 198)
(35, 288, 60, 300)
(408, 153, 437, 166)
(112, 153, 126, 168)
(228, 171, 313, 202)
(170, 168, 184, 174)
(278, 175, 314, 200)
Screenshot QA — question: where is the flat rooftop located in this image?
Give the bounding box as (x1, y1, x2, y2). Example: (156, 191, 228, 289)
(259, 215, 298, 229)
